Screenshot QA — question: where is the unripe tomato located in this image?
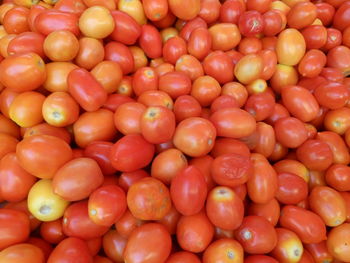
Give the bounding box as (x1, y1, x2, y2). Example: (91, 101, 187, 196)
(276, 29, 306, 66)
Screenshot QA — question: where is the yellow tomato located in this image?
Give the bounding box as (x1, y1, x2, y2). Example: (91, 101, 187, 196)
(129, 46, 148, 71)
(28, 179, 70, 221)
(234, 54, 264, 85)
(118, 0, 147, 25)
(13, 0, 40, 7)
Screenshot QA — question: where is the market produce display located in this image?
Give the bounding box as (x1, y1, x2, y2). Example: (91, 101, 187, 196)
(0, 0, 350, 262)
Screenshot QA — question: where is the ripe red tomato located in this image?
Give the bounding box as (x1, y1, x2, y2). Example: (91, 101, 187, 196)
(102, 230, 126, 263)
(40, 219, 66, 244)
(235, 216, 277, 254)
(203, 51, 235, 84)
(305, 241, 333, 263)
(327, 223, 350, 262)
(238, 11, 265, 37)
(203, 238, 244, 263)
(271, 228, 303, 263)
(165, 251, 201, 263)
(248, 198, 280, 226)
(244, 255, 279, 263)
(287, 2, 317, 29)
(124, 223, 172, 263)
(275, 172, 308, 205)
(0, 243, 45, 263)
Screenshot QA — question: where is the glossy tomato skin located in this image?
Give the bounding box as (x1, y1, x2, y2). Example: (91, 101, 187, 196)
(203, 238, 244, 263)
(7, 32, 45, 58)
(40, 219, 66, 244)
(110, 10, 141, 45)
(271, 228, 303, 263)
(102, 230, 126, 263)
(124, 223, 172, 263)
(63, 201, 109, 240)
(104, 42, 134, 75)
(325, 164, 350, 191)
(127, 177, 171, 220)
(275, 172, 308, 205)
(165, 251, 201, 263)
(248, 198, 280, 226)
(0, 209, 30, 250)
(203, 51, 234, 84)
(317, 130, 349, 165)
(110, 134, 155, 172)
(279, 205, 327, 244)
(327, 223, 350, 262)
(235, 216, 277, 254)
(139, 24, 162, 59)
(276, 29, 306, 66)
(0, 243, 45, 263)
(177, 211, 214, 253)
(170, 166, 207, 216)
(238, 11, 264, 37)
(244, 255, 279, 263)
(274, 117, 308, 148)
(305, 241, 333, 263)
(188, 27, 212, 60)
(67, 68, 107, 112)
(163, 36, 187, 65)
(47, 237, 93, 263)
(287, 2, 317, 29)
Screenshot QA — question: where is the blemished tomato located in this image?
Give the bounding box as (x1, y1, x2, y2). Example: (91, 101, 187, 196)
(170, 165, 207, 216)
(177, 211, 214, 253)
(47, 237, 93, 263)
(203, 238, 244, 263)
(271, 228, 303, 263)
(0, 208, 30, 250)
(127, 177, 171, 220)
(52, 157, 104, 202)
(275, 172, 308, 205)
(16, 135, 73, 179)
(0, 243, 45, 263)
(110, 134, 155, 172)
(206, 186, 244, 230)
(248, 198, 280, 226)
(165, 251, 201, 263)
(40, 219, 66, 244)
(235, 216, 277, 254)
(238, 11, 264, 37)
(279, 205, 327, 244)
(0, 152, 36, 202)
(28, 179, 70, 222)
(124, 223, 172, 263)
(327, 223, 350, 262)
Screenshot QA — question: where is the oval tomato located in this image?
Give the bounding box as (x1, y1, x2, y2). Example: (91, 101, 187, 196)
(0, 243, 45, 263)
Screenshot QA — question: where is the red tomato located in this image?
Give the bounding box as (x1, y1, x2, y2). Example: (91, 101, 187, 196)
(40, 219, 66, 244)
(327, 45, 350, 75)
(124, 223, 172, 263)
(301, 25, 327, 50)
(110, 10, 141, 45)
(170, 166, 207, 216)
(298, 49, 326, 78)
(163, 36, 187, 65)
(159, 71, 192, 99)
(139, 24, 162, 59)
(317, 131, 350, 165)
(244, 255, 279, 263)
(327, 223, 350, 262)
(132, 67, 158, 96)
(104, 42, 134, 75)
(274, 117, 308, 148)
(187, 27, 212, 60)
(63, 201, 109, 240)
(263, 10, 283, 36)
(127, 177, 171, 220)
(7, 32, 45, 58)
(279, 205, 327, 244)
(165, 251, 201, 263)
(3, 6, 30, 34)
(0, 209, 30, 250)
(115, 209, 144, 239)
(219, 0, 244, 24)
(54, 0, 87, 15)
(235, 216, 277, 254)
(88, 185, 127, 226)
(110, 134, 155, 172)
(271, 228, 303, 263)
(325, 164, 350, 191)
(0, 243, 45, 263)
(315, 2, 335, 26)
(176, 211, 214, 253)
(322, 28, 342, 51)
(244, 92, 275, 121)
(333, 2, 350, 31)
(102, 230, 126, 263)
(118, 170, 149, 191)
(47, 237, 93, 263)
(199, 0, 221, 24)
(248, 198, 280, 226)
(305, 241, 333, 263)
(84, 141, 116, 176)
(287, 2, 317, 29)
(156, 205, 181, 235)
(314, 82, 349, 110)
(275, 172, 308, 205)
(203, 238, 244, 263)
(203, 51, 234, 84)
(238, 11, 264, 37)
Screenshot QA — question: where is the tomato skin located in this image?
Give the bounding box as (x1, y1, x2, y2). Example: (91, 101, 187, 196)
(67, 68, 107, 112)
(168, 0, 200, 20)
(3, 6, 30, 34)
(305, 241, 333, 263)
(276, 172, 308, 205)
(114, 102, 145, 135)
(298, 49, 326, 78)
(47, 237, 93, 263)
(235, 216, 277, 254)
(244, 92, 275, 122)
(165, 251, 201, 263)
(63, 201, 109, 240)
(333, 2, 350, 31)
(274, 117, 308, 148)
(276, 29, 305, 66)
(173, 95, 201, 122)
(132, 67, 158, 96)
(110, 134, 155, 172)
(177, 211, 214, 253)
(263, 10, 283, 37)
(234, 53, 263, 85)
(327, 45, 350, 76)
(203, 51, 234, 84)
(247, 153, 278, 204)
(271, 228, 303, 263)
(127, 177, 171, 220)
(287, 2, 317, 29)
(244, 255, 279, 263)
(40, 219, 66, 244)
(139, 24, 162, 59)
(124, 223, 172, 263)
(301, 25, 328, 50)
(35, 10, 80, 36)
(209, 23, 241, 51)
(327, 223, 350, 262)
(7, 32, 45, 58)
(279, 205, 327, 244)
(137, 90, 173, 109)
(170, 166, 207, 216)
(84, 141, 116, 176)
(110, 10, 141, 45)
(248, 198, 280, 226)
(158, 71, 191, 99)
(188, 27, 212, 60)
(238, 11, 264, 37)
(309, 186, 347, 227)
(0, 52, 46, 93)
(0, 209, 30, 250)
(163, 36, 187, 65)
(325, 164, 350, 191)
(0, 152, 36, 202)
(16, 135, 72, 179)
(102, 230, 126, 263)
(219, 0, 244, 24)
(203, 238, 244, 263)
(314, 82, 349, 110)
(105, 42, 134, 75)
(0, 243, 45, 263)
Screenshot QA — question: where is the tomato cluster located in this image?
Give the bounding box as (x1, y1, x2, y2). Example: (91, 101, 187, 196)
(0, 0, 350, 262)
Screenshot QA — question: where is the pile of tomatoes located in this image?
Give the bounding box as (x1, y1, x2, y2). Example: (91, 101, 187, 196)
(0, 0, 350, 262)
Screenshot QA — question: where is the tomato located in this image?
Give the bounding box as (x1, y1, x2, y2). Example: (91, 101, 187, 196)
(301, 25, 327, 50)
(187, 27, 211, 61)
(305, 241, 333, 263)
(162, 36, 187, 64)
(0, 243, 45, 263)
(102, 230, 126, 263)
(47, 237, 93, 263)
(105, 42, 134, 75)
(339, 192, 350, 223)
(206, 186, 244, 230)
(7, 32, 45, 58)
(296, 139, 333, 171)
(297, 49, 326, 78)
(322, 28, 342, 52)
(287, 2, 317, 29)
(248, 198, 280, 226)
(42, 92, 79, 127)
(238, 11, 264, 37)
(221, 82, 248, 107)
(0, 133, 17, 161)
(191, 76, 221, 106)
(114, 102, 144, 135)
(124, 223, 171, 263)
(327, 223, 350, 262)
(273, 159, 309, 182)
(314, 82, 349, 110)
(138, 24, 162, 59)
(235, 216, 277, 254)
(43, 62, 77, 93)
(219, 0, 244, 24)
(333, 2, 350, 31)
(52, 157, 103, 202)
(279, 205, 327, 244)
(168, 0, 199, 20)
(67, 68, 108, 112)
(40, 219, 66, 244)
(271, 228, 303, 263)
(244, 255, 279, 263)
(234, 53, 263, 84)
(244, 92, 275, 121)
(173, 95, 201, 122)
(0, 52, 46, 93)
(263, 10, 283, 36)
(28, 179, 70, 221)
(16, 135, 72, 179)
(203, 238, 243, 263)
(324, 107, 350, 135)
(317, 131, 350, 165)
(270, 64, 298, 94)
(115, 209, 144, 238)
(74, 38, 103, 71)
(90, 61, 123, 94)
(3, 6, 30, 34)
(247, 153, 278, 204)
(177, 211, 214, 253)
(54, 0, 87, 14)
(166, 251, 201, 263)
(0, 209, 30, 250)
(274, 117, 308, 148)
(23, 123, 71, 145)
(169, 165, 206, 216)
(238, 37, 263, 55)
(327, 45, 350, 76)
(203, 51, 234, 84)
(198, 0, 220, 24)
(0, 152, 36, 202)
(110, 134, 155, 172)
(175, 54, 204, 81)
(158, 71, 191, 99)
(137, 90, 173, 109)
(0, 113, 20, 138)
(325, 164, 350, 191)
(35, 10, 80, 36)
(275, 172, 308, 205)
(209, 23, 241, 51)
